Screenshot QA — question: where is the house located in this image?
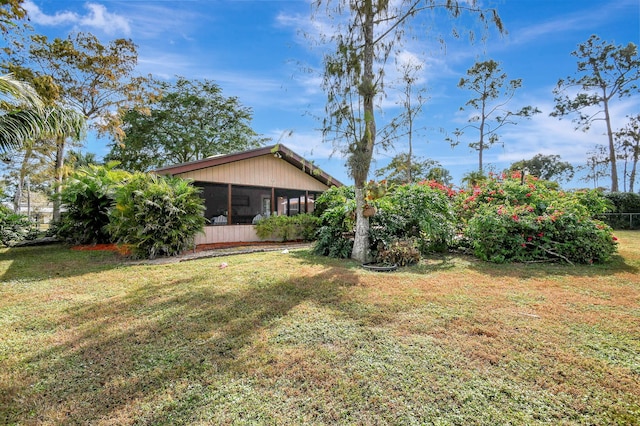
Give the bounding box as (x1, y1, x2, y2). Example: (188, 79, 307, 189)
(155, 144, 343, 245)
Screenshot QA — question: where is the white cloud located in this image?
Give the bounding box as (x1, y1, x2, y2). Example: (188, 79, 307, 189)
(23, 0, 77, 26)
(79, 3, 130, 36)
(23, 1, 130, 36)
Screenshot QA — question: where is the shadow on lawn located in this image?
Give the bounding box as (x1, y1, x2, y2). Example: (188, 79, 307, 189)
(467, 253, 638, 279)
(3, 256, 360, 424)
(0, 244, 123, 282)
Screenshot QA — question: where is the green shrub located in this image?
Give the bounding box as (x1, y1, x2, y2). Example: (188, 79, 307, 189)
(108, 173, 206, 259)
(254, 214, 320, 242)
(55, 163, 131, 245)
(313, 186, 355, 258)
(460, 173, 617, 264)
(605, 192, 640, 213)
(386, 182, 456, 254)
(602, 192, 640, 229)
(0, 206, 37, 246)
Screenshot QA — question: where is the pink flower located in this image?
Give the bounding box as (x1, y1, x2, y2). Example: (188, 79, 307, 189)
(537, 232, 544, 237)
(527, 236, 533, 242)
(521, 243, 527, 247)
(512, 214, 519, 222)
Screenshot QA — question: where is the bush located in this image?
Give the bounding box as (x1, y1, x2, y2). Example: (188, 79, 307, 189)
(55, 163, 131, 245)
(605, 192, 640, 213)
(107, 173, 206, 259)
(459, 173, 617, 264)
(254, 214, 320, 242)
(0, 206, 38, 246)
(313, 186, 355, 258)
(376, 238, 421, 266)
(602, 192, 640, 229)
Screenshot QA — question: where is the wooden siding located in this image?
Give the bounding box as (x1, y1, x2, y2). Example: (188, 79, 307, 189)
(195, 225, 268, 245)
(175, 154, 330, 191)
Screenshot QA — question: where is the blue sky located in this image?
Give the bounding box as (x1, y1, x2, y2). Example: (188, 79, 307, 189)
(20, 0, 640, 189)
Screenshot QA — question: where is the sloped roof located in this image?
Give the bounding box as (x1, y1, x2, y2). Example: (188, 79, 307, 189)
(154, 144, 344, 187)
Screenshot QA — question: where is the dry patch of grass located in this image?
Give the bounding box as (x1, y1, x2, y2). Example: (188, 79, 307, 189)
(1, 231, 639, 425)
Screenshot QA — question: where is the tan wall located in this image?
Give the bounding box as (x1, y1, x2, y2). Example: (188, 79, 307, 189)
(176, 154, 330, 191)
(196, 225, 271, 245)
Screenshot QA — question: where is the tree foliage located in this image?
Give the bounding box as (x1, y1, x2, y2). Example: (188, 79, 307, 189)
(615, 114, 640, 192)
(55, 162, 131, 245)
(107, 173, 206, 259)
(105, 77, 264, 171)
(509, 153, 575, 184)
(375, 153, 449, 185)
(551, 35, 640, 192)
(448, 59, 540, 172)
(314, 0, 502, 262)
(0, 0, 26, 35)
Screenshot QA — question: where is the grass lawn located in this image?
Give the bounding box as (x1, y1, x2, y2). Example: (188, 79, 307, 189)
(1, 231, 639, 425)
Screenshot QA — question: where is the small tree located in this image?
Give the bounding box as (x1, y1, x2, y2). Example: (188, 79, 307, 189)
(509, 154, 574, 184)
(615, 114, 640, 193)
(551, 35, 640, 192)
(375, 153, 441, 184)
(580, 145, 610, 189)
(449, 59, 540, 172)
(314, 0, 503, 262)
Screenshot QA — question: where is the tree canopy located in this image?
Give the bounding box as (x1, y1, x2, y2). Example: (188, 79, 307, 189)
(106, 76, 265, 171)
(449, 59, 539, 172)
(314, 0, 503, 262)
(551, 35, 640, 192)
(509, 154, 575, 184)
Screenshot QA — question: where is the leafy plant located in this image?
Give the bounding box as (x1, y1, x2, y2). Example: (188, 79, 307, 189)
(313, 186, 355, 258)
(0, 206, 38, 246)
(55, 163, 131, 245)
(254, 214, 320, 242)
(376, 238, 421, 266)
(459, 173, 618, 264)
(107, 173, 206, 259)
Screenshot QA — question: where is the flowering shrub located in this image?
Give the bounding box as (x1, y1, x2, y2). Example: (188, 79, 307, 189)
(458, 173, 617, 264)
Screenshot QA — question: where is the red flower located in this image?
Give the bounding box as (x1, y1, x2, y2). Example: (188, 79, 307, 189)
(526, 193, 532, 197)
(527, 236, 533, 242)
(613, 236, 618, 241)
(512, 214, 519, 222)
(537, 232, 544, 237)
(521, 243, 527, 247)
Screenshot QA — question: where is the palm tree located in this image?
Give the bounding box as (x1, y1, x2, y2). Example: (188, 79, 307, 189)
(1, 74, 86, 216)
(0, 73, 45, 152)
(0, 73, 85, 152)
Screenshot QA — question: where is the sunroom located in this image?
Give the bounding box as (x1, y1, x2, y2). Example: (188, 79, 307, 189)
(155, 144, 343, 245)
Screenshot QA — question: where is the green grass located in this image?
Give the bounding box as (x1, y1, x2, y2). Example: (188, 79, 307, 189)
(1, 231, 639, 425)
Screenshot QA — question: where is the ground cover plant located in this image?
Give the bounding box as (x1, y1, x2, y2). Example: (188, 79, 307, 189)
(1, 232, 639, 425)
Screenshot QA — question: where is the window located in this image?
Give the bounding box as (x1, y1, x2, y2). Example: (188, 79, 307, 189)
(195, 183, 228, 223)
(195, 182, 322, 225)
(229, 185, 272, 224)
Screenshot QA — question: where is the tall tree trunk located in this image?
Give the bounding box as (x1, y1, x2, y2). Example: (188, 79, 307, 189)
(351, 0, 376, 263)
(52, 134, 65, 222)
(630, 153, 638, 193)
(603, 97, 619, 192)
